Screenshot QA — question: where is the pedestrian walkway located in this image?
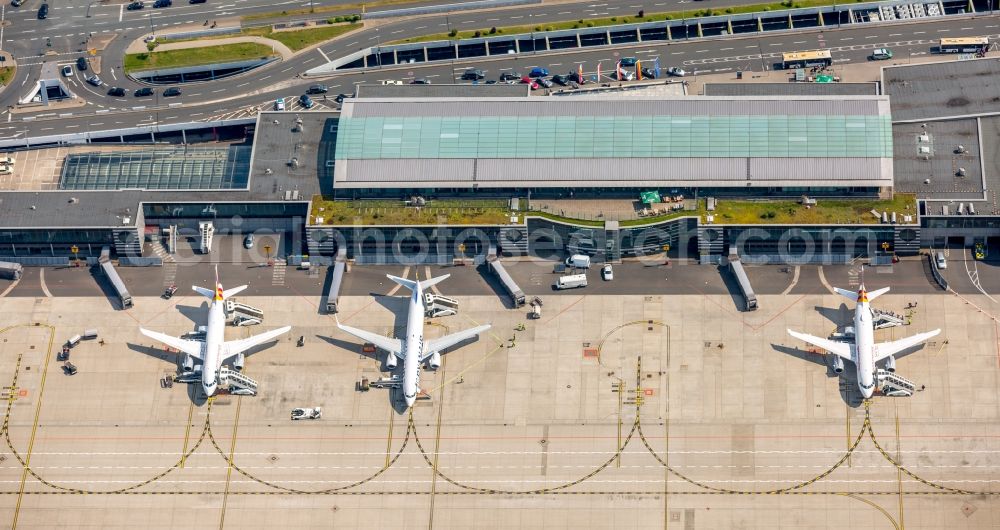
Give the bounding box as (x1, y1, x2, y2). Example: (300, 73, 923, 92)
(271, 261, 286, 286)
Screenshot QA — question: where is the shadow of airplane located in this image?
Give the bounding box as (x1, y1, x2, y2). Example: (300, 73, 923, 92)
(126, 342, 209, 406)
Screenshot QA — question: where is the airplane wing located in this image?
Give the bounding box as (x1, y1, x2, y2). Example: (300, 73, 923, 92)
(873, 329, 940, 362)
(221, 325, 291, 363)
(336, 318, 403, 358)
(787, 329, 853, 361)
(422, 324, 491, 362)
(140, 328, 204, 358)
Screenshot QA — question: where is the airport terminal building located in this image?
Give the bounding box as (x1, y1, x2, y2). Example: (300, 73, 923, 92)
(0, 61, 997, 263)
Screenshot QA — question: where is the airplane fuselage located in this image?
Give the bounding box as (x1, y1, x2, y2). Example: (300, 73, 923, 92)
(402, 286, 425, 407)
(853, 300, 876, 398)
(201, 290, 227, 396)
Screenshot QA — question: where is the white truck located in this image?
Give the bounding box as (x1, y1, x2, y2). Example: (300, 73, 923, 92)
(291, 407, 322, 420)
(565, 254, 592, 268)
(555, 274, 588, 290)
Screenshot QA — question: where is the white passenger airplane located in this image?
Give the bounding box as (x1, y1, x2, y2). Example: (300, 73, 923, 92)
(336, 273, 491, 407)
(788, 281, 939, 398)
(140, 267, 291, 397)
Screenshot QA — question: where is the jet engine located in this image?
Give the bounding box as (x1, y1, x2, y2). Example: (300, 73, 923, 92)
(233, 353, 245, 372)
(830, 355, 844, 374)
(427, 351, 441, 371)
(885, 355, 896, 373)
(182, 354, 195, 373)
(385, 352, 397, 369)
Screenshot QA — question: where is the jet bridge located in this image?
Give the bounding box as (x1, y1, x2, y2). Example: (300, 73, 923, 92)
(726, 248, 757, 311)
(486, 245, 526, 307)
(424, 292, 458, 318)
(324, 250, 347, 314)
(877, 369, 915, 397)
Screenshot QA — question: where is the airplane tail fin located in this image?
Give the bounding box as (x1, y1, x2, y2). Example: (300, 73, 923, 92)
(867, 286, 890, 301)
(387, 273, 451, 293)
(834, 287, 859, 302)
(192, 265, 247, 300)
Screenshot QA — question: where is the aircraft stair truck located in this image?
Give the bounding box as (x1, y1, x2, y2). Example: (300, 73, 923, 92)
(225, 299, 264, 326)
(871, 308, 905, 329)
(877, 369, 916, 397)
(218, 367, 258, 396)
(424, 292, 459, 317)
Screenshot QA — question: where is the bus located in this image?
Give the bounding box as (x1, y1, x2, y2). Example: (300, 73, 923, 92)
(938, 37, 989, 53)
(781, 49, 833, 69)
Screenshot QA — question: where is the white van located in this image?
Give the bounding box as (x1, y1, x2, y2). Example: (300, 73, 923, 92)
(935, 251, 947, 270)
(555, 274, 588, 290)
(565, 254, 592, 269)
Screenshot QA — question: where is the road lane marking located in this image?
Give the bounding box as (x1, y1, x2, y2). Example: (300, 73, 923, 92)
(317, 48, 330, 63)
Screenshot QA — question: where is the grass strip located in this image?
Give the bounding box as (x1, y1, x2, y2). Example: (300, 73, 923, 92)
(124, 42, 276, 73)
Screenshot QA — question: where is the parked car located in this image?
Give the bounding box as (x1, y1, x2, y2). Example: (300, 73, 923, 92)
(640, 67, 657, 79)
(519, 76, 539, 90)
(107, 87, 127, 97)
(484, 79, 497, 84)
(299, 94, 314, 108)
(620, 56, 638, 67)
(37, 3, 48, 19)
(974, 242, 986, 260)
(461, 69, 485, 80)
(134, 87, 154, 97)
(529, 67, 549, 77)
(536, 77, 553, 88)
(615, 69, 636, 81)
(11, 0, 24, 7)
(601, 264, 614, 281)
(61, 65, 73, 77)
(935, 251, 947, 270)
(871, 48, 893, 60)
(568, 71, 588, 84)
(667, 66, 687, 77)
(189, 0, 206, 3)
(162, 284, 178, 299)
(307, 84, 328, 94)
(409, 78, 431, 84)
(551, 74, 569, 86)
(163, 87, 181, 97)
(243, 234, 254, 249)
(334, 93, 352, 104)
(86, 75, 102, 86)
(379, 80, 402, 85)
(76, 57, 88, 71)
(274, 98, 285, 110)
(499, 71, 520, 82)
(565, 254, 592, 269)
(153, 0, 172, 6)
(127, 1, 145, 10)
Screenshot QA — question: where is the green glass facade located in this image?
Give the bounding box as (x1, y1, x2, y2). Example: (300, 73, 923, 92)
(335, 115, 893, 160)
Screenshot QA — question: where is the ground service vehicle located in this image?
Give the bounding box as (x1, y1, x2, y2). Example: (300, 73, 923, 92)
(565, 254, 592, 268)
(555, 274, 588, 290)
